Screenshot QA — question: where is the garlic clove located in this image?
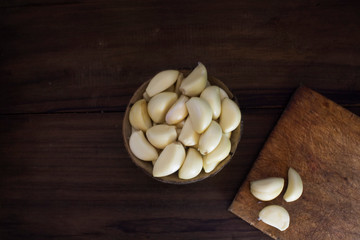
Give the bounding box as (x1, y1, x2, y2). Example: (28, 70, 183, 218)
(175, 72, 184, 95)
(200, 86, 221, 119)
(198, 121, 222, 155)
(146, 70, 179, 97)
(250, 177, 284, 201)
(129, 99, 152, 131)
(220, 98, 241, 133)
(178, 117, 200, 146)
(259, 205, 290, 231)
(165, 95, 189, 125)
(146, 124, 177, 149)
(143, 92, 151, 102)
(203, 160, 220, 173)
(186, 97, 213, 134)
(153, 142, 185, 177)
(178, 148, 203, 179)
(179, 62, 207, 97)
(284, 167, 303, 202)
(129, 130, 158, 161)
(203, 134, 231, 164)
(219, 87, 229, 100)
(147, 92, 178, 123)
(224, 131, 231, 139)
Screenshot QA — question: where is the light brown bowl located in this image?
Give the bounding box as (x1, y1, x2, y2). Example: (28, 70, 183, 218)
(123, 70, 243, 184)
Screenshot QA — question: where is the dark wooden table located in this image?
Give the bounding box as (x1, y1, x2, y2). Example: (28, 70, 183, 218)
(1, 1, 359, 239)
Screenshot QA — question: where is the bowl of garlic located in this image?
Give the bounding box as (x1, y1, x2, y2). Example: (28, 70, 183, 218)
(123, 63, 242, 184)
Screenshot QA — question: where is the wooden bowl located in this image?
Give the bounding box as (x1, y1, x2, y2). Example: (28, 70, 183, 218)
(123, 70, 243, 184)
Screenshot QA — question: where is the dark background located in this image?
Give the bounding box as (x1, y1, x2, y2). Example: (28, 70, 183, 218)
(1, 1, 359, 239)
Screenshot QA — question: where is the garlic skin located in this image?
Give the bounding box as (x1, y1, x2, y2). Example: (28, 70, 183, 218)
(178, 117, 200, 147)
(179, 62, 207, 97)
(147, 92, 178, 123)
(259, 205, 290, 231)
(186, 97, 213, 134)
(219, 98, 241, 133)
(203, 134, 231, 165)
(146, 124, 177, 149)
(129, 99, 152, 131)
(250, 177, 284, 201)
(153, 142, 186, 177)
(165, 95, 189, 125)
(198, 121, 222, 155)
(284, 167, 303, 202)
(146, 70, 179, 97)
(179, 148, 203, 179)
(200, 86, 221, 120)
(129, 130, 158, 161)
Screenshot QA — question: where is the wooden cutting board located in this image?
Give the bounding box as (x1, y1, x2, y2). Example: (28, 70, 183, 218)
(229, 86, 360, 240)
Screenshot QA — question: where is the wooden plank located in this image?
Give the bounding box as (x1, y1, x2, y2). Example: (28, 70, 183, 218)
(229, 87, 360, 240)
(1, 0, 360, 113)
(0, 109, 284, 240)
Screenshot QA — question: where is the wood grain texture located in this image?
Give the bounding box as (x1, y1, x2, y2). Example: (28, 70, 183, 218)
(0, 109, 281, 240)
(1, 0, 360, 113)
(229, 86, 360, 240)
(0, 0, 360, 239)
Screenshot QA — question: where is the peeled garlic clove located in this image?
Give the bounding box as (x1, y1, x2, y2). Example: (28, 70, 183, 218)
(219, 87, 229, 100)
(143, 92, 151, 102)
(175, 72, 184, 95)
(198, 121, 222, 155)
(200, 86, 221, 119)
(186, 97, 212, 134)
(153, 142, 185, 177)
(179, 148, 203, 179)
(179, 62, 207, 97)
(146, 124, 177, 149)
(129, 130, 158, 161)
(129, 99, 152, 131)
(250, 177, 284, 201)
(259, 205, 290, 231)
(146, 70, 179, 97)
(203, 134, 231, 164)
(148, 92, 178, 123)
(203, 160, 220, 173)
(220, 98, 241, 133)
(224, 131, 231, 139)
(178, 117, 200, 146)
(284, 167, 303, 202)
(131, 127, 137, 134)
(165, 95, 189, 125)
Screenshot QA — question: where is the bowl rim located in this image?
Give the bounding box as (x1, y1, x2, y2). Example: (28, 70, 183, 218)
(122, 70, 243, 184)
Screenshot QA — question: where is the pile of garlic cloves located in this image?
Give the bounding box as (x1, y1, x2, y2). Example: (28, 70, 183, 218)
(128, 63, 241, 180)
(250, 167, 303, 231)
